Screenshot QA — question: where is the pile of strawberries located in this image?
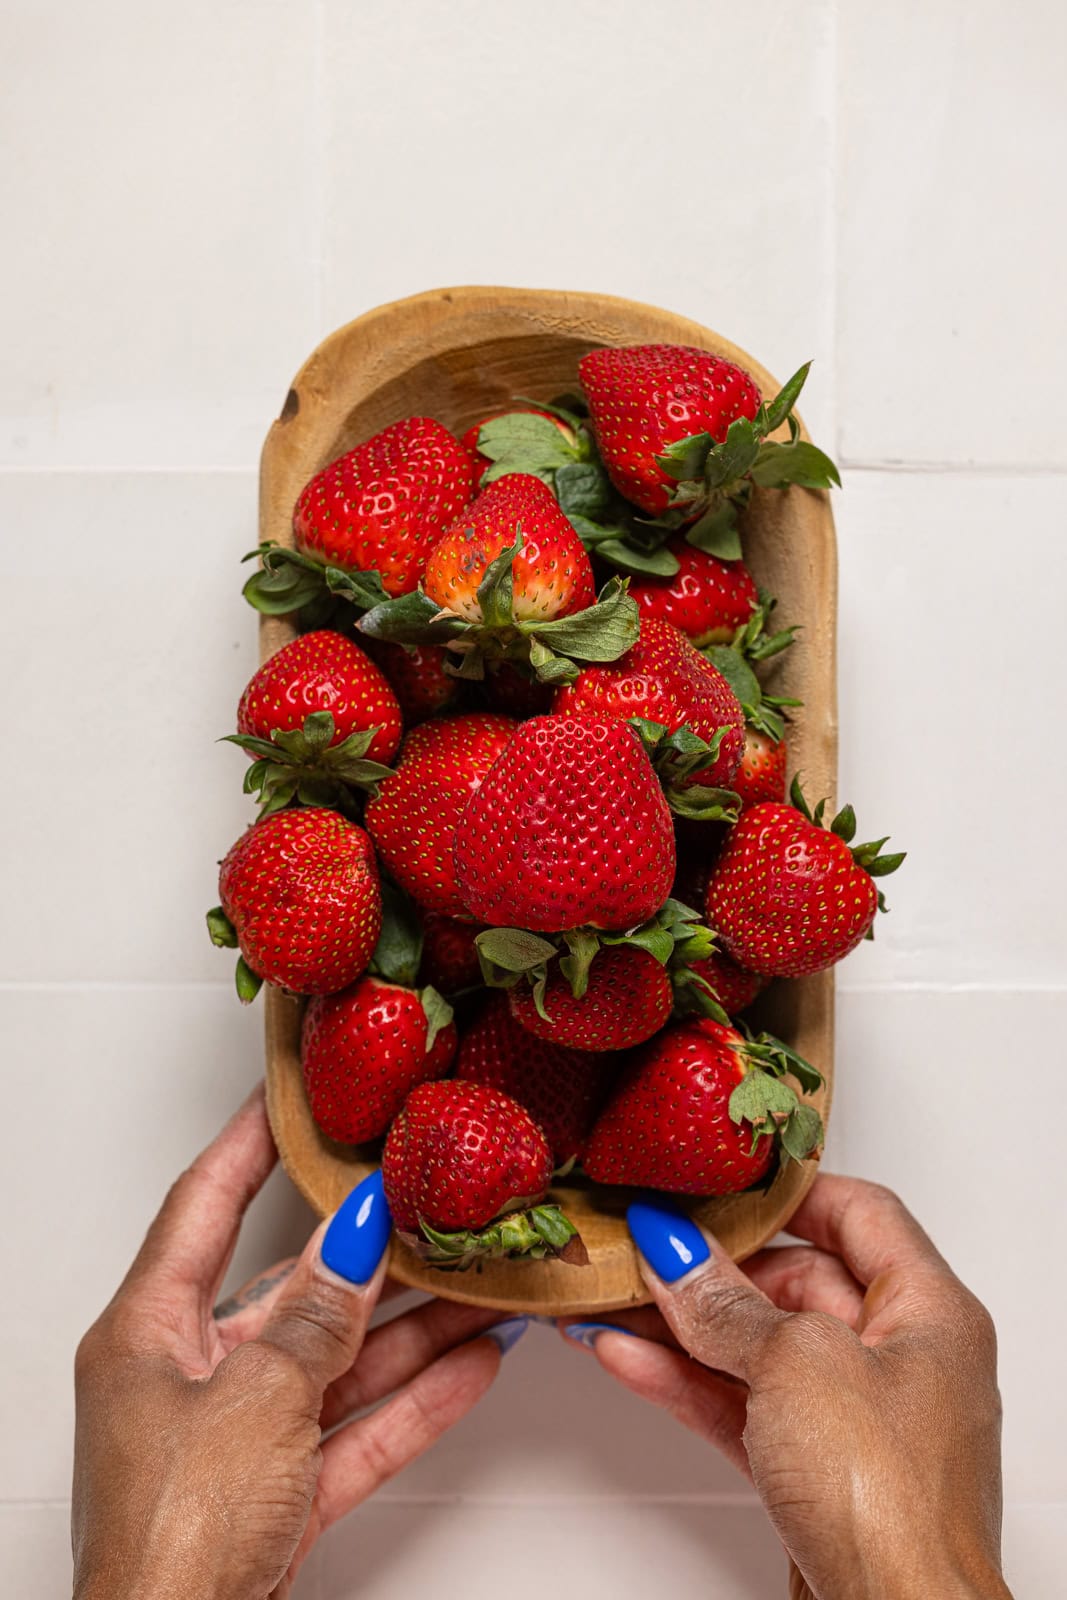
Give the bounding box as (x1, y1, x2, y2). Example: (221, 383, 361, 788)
(208, 341, 903, 1268)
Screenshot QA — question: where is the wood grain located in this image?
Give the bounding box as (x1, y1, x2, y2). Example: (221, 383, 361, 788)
(259, 285, 837, 1317)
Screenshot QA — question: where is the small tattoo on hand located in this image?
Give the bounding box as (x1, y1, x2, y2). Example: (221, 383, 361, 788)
(213, 1259, 297, 1321)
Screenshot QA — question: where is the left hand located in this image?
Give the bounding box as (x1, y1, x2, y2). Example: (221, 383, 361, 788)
(72, 1086, 508, 1599)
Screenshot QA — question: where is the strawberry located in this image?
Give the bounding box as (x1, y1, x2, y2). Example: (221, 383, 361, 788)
(456, 994, 615, 1163)
(365, 712, 516, 915)
(423, 473, 597, 624)
(209, 809, 381, 1001)
(381, 1079, 583, 1265)
(553, 616, 745, 793)
(225, 630, 402, 812)
(579, 345, 762, 516)
(294, 417, 475, 597)
(461, 408, 577, 485)
(301, 975, 456, 1144)
(454, 713, 676, 933)
(362, 638, 459, 724)
(629, 544, 758, 646)
(733, 727, 787, 808)
(686, 949, 766, 1016)
(578, 346, 838, 566)
(584, 1017, 823, 1194)
(705, 781, 906, 977)
(508, 943, 672, 1052)
(419, 912, 484, 994)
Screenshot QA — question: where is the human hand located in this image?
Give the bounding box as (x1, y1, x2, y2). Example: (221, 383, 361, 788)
(559, 1175, 1011, 1600)
(73, 1087, 517, 1599)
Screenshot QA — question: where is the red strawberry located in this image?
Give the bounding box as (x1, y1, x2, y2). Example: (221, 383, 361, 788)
(456, 994, 615, 1163)
(629, 544, 758, 646)
(705, 788, 905, 977)
(381, 1079, 582, 1264)
(585, 1017, 822, 1194)
(733, 728, 787, 808)
(508, 944, 672, 1052)
(362, 638, 459, 724)
(461, 408, 576, 484)
(423, 473, 596, 623)
(213, 809, 381, 997)
(419, 912, 484, 994)
(237, 629, 402, 765)
(454, 713, 676, 933)
(365, 713, 516, 916)
(579, 345, 761, 515)
(301, 976, 456, 1143)
(553, 616, 745, 790)
(686, 949, 766, 1016)
(294, 417, 475, 596)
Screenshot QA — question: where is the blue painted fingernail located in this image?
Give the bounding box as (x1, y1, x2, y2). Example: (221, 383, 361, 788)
(564, 1321, 638, 1350)
(321, 1169, 392, 1285)
(627, 1198, 710, 1284)
(482, 1316, 529, 1354)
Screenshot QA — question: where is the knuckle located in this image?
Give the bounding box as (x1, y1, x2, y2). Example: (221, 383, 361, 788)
(280, 1283, 358, 1359)
(685, 1273, 756, 1326)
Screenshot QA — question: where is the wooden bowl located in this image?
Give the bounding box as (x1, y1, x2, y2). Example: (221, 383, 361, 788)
(260, 286, 837, 1316)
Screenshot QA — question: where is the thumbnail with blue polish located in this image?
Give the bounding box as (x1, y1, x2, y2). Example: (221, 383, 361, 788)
(627, 1198, 710, 1283)
(321, 1168, 392, 1284)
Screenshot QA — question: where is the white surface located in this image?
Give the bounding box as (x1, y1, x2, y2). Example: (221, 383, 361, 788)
(3, 4, 1064, 1597)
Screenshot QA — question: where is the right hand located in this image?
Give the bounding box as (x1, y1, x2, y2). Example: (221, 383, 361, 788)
(560, 1174, 1012, 1600)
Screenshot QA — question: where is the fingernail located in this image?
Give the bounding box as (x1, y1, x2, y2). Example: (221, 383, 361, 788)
(321, 1169, 392, 1285)
(481, 1316, 529, 1354)
(627, 1198, 711, 1284)
(563, 1321, 638, 1350)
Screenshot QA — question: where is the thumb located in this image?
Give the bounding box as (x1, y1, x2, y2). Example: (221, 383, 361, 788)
(256, 1169, 393, 1403)
(627, 1196, 784, 1381)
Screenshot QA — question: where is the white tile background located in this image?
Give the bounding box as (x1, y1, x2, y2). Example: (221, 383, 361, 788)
(2, 2, 1064, 1595)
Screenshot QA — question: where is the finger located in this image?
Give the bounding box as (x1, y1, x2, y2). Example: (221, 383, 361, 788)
(124, 1085, 277, 1314)
(320, 1295, 504, 1429)
(743, 1245, 865, 1326)
(586, 1329, 751, 1479)
(313, 1333, 503, 1532)
(784, 1173, 951, 1288)
(627, 1197, 784, 1381)
(214, 1266, 409, 1352)
(256, 1170, 392, 1405)
(556, 1307, 683, 1350)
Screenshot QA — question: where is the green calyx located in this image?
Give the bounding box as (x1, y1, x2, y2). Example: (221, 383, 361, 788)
(410, 1203, 587, 1270)
(704, 591, 802, 742)
(651, 362, 841, 559)
(220, 710, 395, 815)
(205, 909, 264, 1004)
(628, 717, 741, 822)
(240, 541, 391, 625)
(727, 1027, 825, 1164)
(358, 534, 639, 685)
(474, 899, 713, 1019)
(789, 775, 906, 925)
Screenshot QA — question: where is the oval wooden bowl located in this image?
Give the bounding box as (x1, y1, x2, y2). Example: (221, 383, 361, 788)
(260, 285, 837, 1317)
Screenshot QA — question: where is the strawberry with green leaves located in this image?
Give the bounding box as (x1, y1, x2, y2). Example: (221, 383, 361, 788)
(359, 473, 640, 688)
(629, 544, 758, 646)
(461, 407, 579, 486)
(454, 713, 675, 933)
(362, 638, 459, 725)
(456, 994, 616, 1164)
(301, 975, 456, 1144)
(553, 616, 745, 808)
(584, 1017, 823, 1194)
(294, 416, 475, 596)
(684, 949, 766, 1017)
(366, 712, 516, 916)
(224, 629, 401, 813)
(208, 809, 381, 1001)
(381, 1079, 584, 1267)
(418, 912, 485, 995)
(703, 594, 802, 809)
(507, 942, 672, 1052)
(705, 778, 906, 977)
(578, 345, 839, 563)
